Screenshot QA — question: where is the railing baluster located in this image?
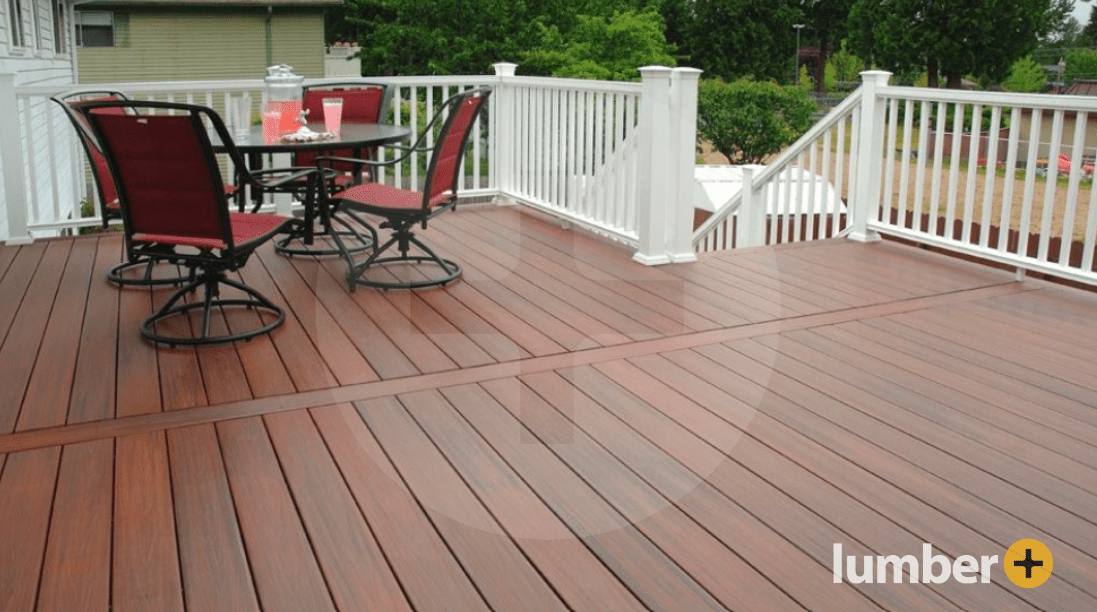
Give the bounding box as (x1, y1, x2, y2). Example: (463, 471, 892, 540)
(1018, 110, 1043, 258)
(897, 99, 914, 230)
(961, 103, 982, 244)
(1059, 111, 1088, 265)
(945, 102, 965, 239)
(979, 105, 1002, 248)
(1038, 109, 1065, 261)
(998, 107, 1023, 251)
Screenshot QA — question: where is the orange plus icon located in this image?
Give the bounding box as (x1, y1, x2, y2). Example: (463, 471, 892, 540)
(1003, 539, 1053, 588)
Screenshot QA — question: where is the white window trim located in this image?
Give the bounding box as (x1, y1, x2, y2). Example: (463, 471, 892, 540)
(7, 0, 28, 49)
(74, 9, 114, 48)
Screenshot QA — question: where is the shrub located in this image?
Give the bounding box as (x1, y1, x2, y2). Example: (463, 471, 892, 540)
(696, 77, 816, 165)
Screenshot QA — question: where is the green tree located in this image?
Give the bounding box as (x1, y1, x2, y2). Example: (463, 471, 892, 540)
(802, 0, 855, 92)
(678, 0, 803, 81)
(848, 0, 1053, 88)
(1064, 48, 1097, 86)
(521, 9, 677, 80)
(1000, 56, 1047, 92)
(696, 77, 816, 164)
(1040, 0, 1083, 46)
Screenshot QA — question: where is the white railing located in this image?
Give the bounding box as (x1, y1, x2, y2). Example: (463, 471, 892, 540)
(871, 79, 1097, 285)
(2, 64, 701, 265)
(693, 86, 862, 252)
(696, 70, 1097, 287)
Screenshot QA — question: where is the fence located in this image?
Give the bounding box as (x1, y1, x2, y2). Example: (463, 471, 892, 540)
(695, 71, 1097, 287)
(2, 64, 701, 265)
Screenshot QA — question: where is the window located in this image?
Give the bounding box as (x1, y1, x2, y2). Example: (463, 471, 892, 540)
(52, 0, 65, 53)
(7, 0, 26, 47)
(75, 10, 113, 47)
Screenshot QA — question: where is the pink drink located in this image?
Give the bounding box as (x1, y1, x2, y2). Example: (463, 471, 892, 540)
(278, 99, 302, 134)
(323, 98, 343, 135)
(261, 109, 281, 143)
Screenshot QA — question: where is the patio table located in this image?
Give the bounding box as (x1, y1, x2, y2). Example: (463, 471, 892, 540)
(213, 122, 413, 250)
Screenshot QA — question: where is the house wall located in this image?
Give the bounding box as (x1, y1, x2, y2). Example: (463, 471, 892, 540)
(1016, 108, 1097, 162)
(1, 0, 80, 241)
(77, 7, 326, 83)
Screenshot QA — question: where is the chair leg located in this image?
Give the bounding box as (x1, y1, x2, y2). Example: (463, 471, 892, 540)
(139, 269, 285, 346)
(346, 224, 461, 291)
(107, 256, 190, 287)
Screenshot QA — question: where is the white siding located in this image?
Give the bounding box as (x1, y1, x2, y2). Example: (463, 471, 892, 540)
(0, 0, 77, 241)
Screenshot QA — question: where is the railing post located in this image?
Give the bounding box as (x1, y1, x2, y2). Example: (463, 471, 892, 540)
(492, 62, 518, 205)
(848, 70, 890, 242)
(0, 73, 32, 245)
(667, 67, 702, 263)
(633, 66, 674, 265)
(735, 167, 766, 248)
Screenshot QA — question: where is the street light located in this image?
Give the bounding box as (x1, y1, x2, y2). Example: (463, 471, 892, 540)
(793, 24, 805, 85)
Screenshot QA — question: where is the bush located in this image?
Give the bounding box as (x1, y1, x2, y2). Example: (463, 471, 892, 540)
(696, 77, 816, 165)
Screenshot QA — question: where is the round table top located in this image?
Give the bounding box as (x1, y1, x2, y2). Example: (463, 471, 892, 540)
(227, 122, 412, 153)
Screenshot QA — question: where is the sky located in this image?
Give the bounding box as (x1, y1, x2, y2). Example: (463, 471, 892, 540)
(1075, 0, 1093, 26)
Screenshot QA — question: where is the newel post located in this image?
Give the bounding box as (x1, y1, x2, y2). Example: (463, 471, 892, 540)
(491, 62, 518, 205)
(848, 70, 891, 242)
(666, 67, 702, 262)
(633, 66, 676, 265)
(0, 73, 32, 245)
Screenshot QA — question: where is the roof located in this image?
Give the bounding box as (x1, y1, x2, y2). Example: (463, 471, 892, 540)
(79, 0, 342, 6)
(1065, 79, 1097, 96)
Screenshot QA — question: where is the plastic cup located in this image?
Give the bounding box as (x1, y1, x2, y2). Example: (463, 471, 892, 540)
(262, 108, 281, 143)
(323, 98, 343, 135)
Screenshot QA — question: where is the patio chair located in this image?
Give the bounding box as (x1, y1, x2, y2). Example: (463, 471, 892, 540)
(84, 99, 311, 346)
(272, 82, 392, 257)
(318, 86, 492, 291)
(53, 90, 238, 287)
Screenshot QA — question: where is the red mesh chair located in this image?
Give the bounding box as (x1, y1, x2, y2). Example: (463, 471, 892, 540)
(53, 90, 238, 287)
(84, 100, 309, 346)
(318, 87, 492, 291)
(273, 82, 392, 257)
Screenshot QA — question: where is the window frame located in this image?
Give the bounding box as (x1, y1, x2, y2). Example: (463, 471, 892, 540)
(74, 9, 114, 48)
(52, 0, 66, 53)
(8, 0, 27, 48)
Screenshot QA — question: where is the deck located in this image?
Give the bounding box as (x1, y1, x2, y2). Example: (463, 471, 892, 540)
(1, 204, 1096, 612)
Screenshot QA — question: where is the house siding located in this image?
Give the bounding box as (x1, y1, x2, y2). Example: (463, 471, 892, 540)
(77, 7, 326, 83)
(1, 0, 79, 241)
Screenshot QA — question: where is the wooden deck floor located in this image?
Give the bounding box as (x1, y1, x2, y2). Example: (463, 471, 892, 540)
(1, 204, 1096, 612)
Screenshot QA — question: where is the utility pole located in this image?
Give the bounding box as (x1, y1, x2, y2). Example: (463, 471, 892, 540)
(793, 24, 805, 85)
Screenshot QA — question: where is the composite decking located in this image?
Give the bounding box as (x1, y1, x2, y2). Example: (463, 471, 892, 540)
(1, 204, 1096, 612)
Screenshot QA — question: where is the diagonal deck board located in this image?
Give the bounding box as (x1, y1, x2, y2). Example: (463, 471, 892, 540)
(1, 205, 1096, 611)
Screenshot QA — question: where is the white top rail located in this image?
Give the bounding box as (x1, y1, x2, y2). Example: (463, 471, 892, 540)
(878, 84, 1097, 112)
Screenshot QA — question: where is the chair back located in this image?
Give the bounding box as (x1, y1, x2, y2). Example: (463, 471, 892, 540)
(299, 82, 392, 171)
(51, 90, 131, 218)
(84, 101, 236, 251)
(422, 87, 492, 208)
(303, 82, 391, 123)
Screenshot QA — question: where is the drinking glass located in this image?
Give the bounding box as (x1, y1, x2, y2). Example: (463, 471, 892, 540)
(262, 103, 281, 144)
(323, 98, 343, 135)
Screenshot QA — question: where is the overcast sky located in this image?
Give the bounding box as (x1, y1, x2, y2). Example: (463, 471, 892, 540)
(1075, 0, 1093, 26)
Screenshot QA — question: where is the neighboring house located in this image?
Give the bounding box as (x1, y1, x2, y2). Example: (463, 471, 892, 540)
(1012, 79, 1097, 164)
(74, 0, 341, 83)
(1, 0, 80, 240)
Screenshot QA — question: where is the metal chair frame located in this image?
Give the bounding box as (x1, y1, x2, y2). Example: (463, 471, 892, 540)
(317, 87, 492, 291)
(84, 99, 309, 346)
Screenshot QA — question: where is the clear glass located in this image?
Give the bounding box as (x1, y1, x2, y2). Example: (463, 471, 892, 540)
(323, 98, 343, 135)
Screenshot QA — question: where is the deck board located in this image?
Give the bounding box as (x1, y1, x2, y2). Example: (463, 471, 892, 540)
(1, 205, 1096, 611)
